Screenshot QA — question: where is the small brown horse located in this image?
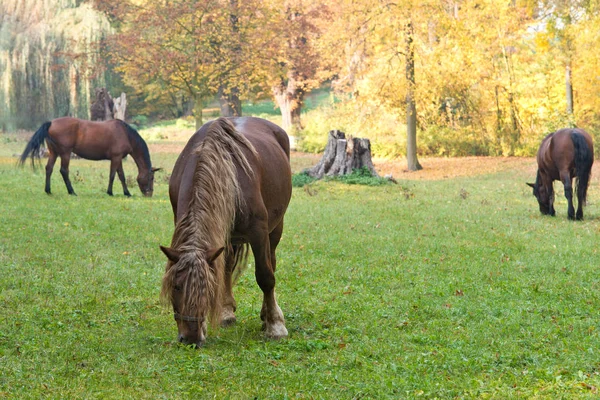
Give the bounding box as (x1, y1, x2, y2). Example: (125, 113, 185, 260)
(20, 117, 160, 196)
(160, 117, 292, 347)
(527, 128, 594, 220)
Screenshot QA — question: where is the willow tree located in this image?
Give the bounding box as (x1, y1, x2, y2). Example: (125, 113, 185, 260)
(0, 0, 112, 130)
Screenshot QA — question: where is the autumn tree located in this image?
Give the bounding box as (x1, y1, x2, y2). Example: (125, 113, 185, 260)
(96, 0, 266, 129)
(260, 0, 332, 132)
(535, 1, 600, 120)
(325, 0, 429, 169)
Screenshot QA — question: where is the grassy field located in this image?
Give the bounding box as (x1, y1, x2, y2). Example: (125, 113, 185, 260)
(1, 129, 600, 399)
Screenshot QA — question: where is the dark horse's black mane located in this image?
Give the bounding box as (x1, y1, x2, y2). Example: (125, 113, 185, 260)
(118, 120, 152, 169)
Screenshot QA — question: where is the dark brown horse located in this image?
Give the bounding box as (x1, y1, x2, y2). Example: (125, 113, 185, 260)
(527, 128, 594, 220)
(19, 117, 160, 196)
(160, 117, 292, 347)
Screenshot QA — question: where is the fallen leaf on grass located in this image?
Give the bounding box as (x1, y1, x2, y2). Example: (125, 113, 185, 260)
(580, 382, 597, 393)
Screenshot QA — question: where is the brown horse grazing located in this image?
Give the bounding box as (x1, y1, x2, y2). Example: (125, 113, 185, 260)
(160, 117, 292, 347)
(19, 117, 160, 197)
(527, 128, 594, 220)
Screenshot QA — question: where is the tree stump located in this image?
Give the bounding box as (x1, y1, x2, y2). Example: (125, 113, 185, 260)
(113, 92, 127, 121)
(90, 88, 114, 121)
(305, 130, 378, 178)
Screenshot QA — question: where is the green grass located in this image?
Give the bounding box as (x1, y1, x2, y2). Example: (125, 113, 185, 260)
(292, 168, 392, 188)
(2, 135, 600, 398)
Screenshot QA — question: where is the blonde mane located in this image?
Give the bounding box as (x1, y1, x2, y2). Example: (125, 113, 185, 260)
(161, 118, 257, 327)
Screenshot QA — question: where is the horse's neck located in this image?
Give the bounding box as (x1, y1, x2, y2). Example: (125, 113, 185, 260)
(129, 143, 149, 173)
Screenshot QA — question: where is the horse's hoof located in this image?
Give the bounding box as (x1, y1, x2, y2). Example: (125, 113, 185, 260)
(220, 308, 236, 327)
(264, 323, 288, 340)
(124, 193, 132, 197)
(107, 191, 113, 196)
(69, 192, 77, 196)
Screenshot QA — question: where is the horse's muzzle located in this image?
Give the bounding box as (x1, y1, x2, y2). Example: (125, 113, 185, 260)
(178, 334, 204, 348)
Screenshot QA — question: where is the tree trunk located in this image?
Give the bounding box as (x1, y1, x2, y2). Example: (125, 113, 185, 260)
(194, 96, 203, 130)
(305, 130, 378, 179)
(566, 63, 574, 116)
(218, 86, 242, 117)
(273, 77, 304, 132)
(405, 22, 422, 171)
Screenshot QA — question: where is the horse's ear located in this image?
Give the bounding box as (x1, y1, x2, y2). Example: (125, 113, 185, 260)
(160, 245, 181, 263)
(206, 247, 225, 264)
(526, 182, 535, 188)
(151, 167, 162, 172)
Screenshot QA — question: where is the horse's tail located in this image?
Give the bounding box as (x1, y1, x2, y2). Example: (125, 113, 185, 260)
(19, 121, 52, 168)
(230, 244, 251, 284)
(571, 130, 594, 205)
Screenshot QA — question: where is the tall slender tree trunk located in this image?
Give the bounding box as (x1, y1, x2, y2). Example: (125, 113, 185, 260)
(405, 22, 422, 171)
(566, 63, 574, 116)
(194, 96, 203, 131)
(69, 64, 80, 117)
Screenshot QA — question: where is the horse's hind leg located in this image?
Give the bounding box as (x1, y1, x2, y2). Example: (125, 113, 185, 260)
(220, 247, 238, 327)
(252, 221, 287, 339)
(561, 172, 575, 220)
(59, 154, 76, 195)
(45, 150, 57, 195)
(576, 179, 585, 221)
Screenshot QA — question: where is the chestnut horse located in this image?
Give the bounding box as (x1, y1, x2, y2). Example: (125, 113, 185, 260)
(527, 128, 594, 220)
(19, 117, 160, 197)
(160, 117, 292, 347)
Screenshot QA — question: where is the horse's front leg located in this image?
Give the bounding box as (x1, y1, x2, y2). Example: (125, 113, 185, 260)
(220, 247, 239, 327)
(45, 150, 57, 195)
(561, 173, 575, 220)
(107, 157, 128, 196)
(251, 221, 287, 339)
(116, 162, 131, 197)
(59, 154, 76, 195)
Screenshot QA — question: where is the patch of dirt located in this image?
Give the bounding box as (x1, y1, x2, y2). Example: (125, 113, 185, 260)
(375, 156, 536, 181)
(292, 152, 538, 180)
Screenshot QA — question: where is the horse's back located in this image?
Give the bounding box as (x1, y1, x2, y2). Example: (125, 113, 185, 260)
(232, 117, 292, 230)
(48, 117, 131, 159)
(169, 117, 292, 231)
(537, 128, 593, 178)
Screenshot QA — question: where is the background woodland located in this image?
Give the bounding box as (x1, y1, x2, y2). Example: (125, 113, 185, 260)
(2, 0, 600, 159)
